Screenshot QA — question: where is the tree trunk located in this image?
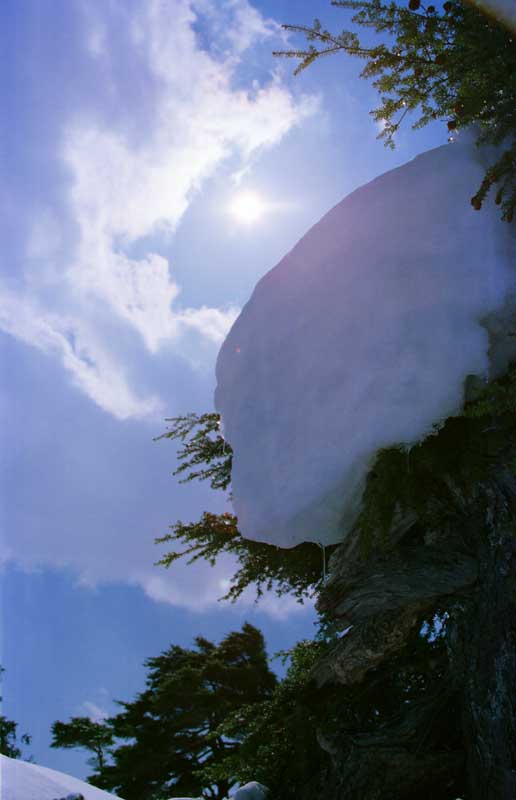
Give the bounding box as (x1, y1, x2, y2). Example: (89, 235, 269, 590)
(449, 506, 516, 798)
(312, 431, 516, 800)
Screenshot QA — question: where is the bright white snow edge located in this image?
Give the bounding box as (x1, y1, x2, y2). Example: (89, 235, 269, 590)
(0, 756, 267, 800)
(163, 783, 267, 800)
(0, 754, 121, 800)
(215, 138, 516, 548)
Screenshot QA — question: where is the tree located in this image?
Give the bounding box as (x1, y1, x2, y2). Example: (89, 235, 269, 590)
(215, 639, 335, 800)
(156, 511, 332, 603)
(0, 716, 32, 760)
(53, 625, 277, 800)
(275, 0, 516, 220)
(203, 369, 516, 800)
(310, 378, 516, 799)
(0, 667, 31, 760)
(156, 414, 334, 602)
(51, 717, 114, 777)
(155, 413, 232, 492)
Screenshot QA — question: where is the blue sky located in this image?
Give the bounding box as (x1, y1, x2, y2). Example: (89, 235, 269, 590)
(1, 0, 447, 780)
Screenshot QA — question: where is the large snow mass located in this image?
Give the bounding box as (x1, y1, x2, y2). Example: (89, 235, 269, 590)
(0, 754, 122, 800)
(215, 138, 516, 548)
(0, 756, 268, 800)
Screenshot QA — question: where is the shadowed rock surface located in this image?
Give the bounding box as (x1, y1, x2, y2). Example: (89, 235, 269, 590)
(300, 406, 516, 800)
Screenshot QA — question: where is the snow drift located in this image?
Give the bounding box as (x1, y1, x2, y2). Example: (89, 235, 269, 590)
(166, 784, 266, 800)
(0, 754, 122, 800)
(0, 755, 269, 800)
(215, 138, 516, 548)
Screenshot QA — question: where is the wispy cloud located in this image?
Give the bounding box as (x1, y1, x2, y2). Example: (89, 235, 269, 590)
(80, 701, 109, 723)
(141, 562, 314, 620)
(0, 288, 160, 420)
(2, 0, 316, 419)
(1, 0, 317, 620)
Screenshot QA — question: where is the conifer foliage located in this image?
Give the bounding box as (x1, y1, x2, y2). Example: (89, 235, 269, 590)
(0, 714, 31, 760)
(156, 511, 330, 603)
(155, 413, 232, 492)
(275, 0, 516, 220)
(51, 625, 277, 800)
(156, 414, 334, 602)
(51, 717, 114, 776)
(0, 667, 31, 760)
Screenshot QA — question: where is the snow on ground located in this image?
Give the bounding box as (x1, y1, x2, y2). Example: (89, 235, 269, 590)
(0, 756, 268, 800)
(0, 754, 122, 800)
(167, 784, 267, 800)
(215, 137, 516, 547)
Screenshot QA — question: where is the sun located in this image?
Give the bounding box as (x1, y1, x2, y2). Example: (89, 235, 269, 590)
(229, 190, 267, 225)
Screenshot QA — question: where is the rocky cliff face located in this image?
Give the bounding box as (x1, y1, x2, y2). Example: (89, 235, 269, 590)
(215, 138, 516, 799)
(306, 395, 516, 800)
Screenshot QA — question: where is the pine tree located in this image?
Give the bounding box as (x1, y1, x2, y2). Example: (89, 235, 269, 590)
(156, 510, 330, 603)
(52, 625, 277, 800)
(0, 716, 31, 760)
(156, 415, 334, 602)
(0, 668, 31, 760)
(51, 717, 114, 777)
(211, 373, 516, 800)
(275, 0, 516, 220)
(155, 413, 232, 492)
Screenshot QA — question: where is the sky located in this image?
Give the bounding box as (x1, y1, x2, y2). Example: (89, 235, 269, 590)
(1, 0, 448, 781)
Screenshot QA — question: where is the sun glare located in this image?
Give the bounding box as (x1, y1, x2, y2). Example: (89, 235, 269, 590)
(229, 190, 267, 225)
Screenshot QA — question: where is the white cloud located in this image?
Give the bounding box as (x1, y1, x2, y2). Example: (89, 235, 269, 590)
(0, 288, 160, 420)
(63, 0, 316, 355)
(178, 305, 240, 343)
(2, 0, 316, 419)
(2, 0, 318, 620)
(221, 0, 281, 54)
(188, 0, 286, 58)
(80, 701, 109, 722)
(140, 561, 313, 620)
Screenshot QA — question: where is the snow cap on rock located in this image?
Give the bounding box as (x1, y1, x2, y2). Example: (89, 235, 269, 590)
(230, 781, 269, 800)
(215, 138, 516, 548)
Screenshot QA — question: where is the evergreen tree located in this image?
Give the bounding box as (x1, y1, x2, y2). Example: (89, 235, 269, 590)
(0, 716, 32, 760)
(215, 639, 334, 800)
(156, 511, 331, 603)
(51, 717, 114, 777)
(156, 414, 334, 602)
(156, 412, 335, 603)
(275, 0, 516, 220)
(155, 413, 232, 492)
(52, 625, 277, 800)
(0, 668, 31, 760)
(208, 370, 516, 799)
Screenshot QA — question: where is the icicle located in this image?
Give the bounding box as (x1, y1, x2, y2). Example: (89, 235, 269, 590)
(317, 541, 327, 582)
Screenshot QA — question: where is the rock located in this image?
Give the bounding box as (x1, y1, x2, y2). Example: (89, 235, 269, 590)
(230, 781, 269, 800)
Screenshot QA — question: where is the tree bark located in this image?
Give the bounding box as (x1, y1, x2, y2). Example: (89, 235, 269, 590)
(313, 443, 516, 800)
(448, 507, 516, 798)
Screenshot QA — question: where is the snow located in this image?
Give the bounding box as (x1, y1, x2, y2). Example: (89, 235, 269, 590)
(215, 138, 516, 547)
(0, 754, 122, 800)
(230, 782, 268, 800)
(0, 756, 269, 800)
(166, 782, 268, 799)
